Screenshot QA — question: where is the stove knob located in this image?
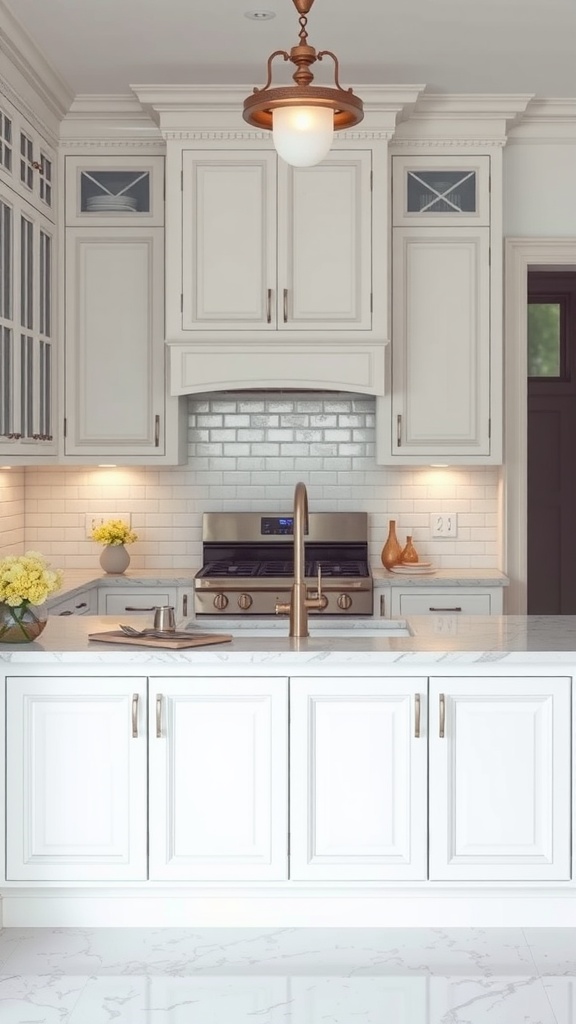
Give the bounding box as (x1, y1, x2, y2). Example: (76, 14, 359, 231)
(337, 593, 353, 611)
(213, 593, 229, 611)
(238, 593, 253, 610)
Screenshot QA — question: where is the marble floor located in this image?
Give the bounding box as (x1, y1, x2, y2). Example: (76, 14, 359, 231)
(0, 927, 575, 1023)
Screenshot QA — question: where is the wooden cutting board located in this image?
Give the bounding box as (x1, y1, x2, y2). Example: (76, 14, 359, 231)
(88, 630, 233, 649)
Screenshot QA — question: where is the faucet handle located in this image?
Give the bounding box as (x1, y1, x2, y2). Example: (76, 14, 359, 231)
(307, 565, 328, 610)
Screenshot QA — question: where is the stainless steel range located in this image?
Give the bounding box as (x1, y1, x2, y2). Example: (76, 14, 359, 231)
(194, 512, 373, 617)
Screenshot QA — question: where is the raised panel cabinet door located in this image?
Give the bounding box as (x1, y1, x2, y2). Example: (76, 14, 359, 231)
(290, 677, 427, 881)
(181, 151, 277, 330)
(277, 151, 372, 330)
(429, 676, 572, 881)
(391, 227, 491, 458)
(149, 677, 289, 881)
(64, 226, 165, 456)
(6, 676, 147, 881)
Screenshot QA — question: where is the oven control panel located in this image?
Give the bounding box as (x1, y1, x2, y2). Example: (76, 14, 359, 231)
(261, 516, 294, 536)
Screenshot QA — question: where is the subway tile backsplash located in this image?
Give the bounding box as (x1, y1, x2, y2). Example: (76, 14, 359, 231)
(20, 392, 502, 571)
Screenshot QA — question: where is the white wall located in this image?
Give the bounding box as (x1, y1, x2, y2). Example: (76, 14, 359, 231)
(24, 392, 501, 572)
(503, 142, 576, 236)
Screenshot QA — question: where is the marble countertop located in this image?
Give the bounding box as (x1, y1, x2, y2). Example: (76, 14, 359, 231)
(372, 568, 509, 588)
(1, 614, 575, 667)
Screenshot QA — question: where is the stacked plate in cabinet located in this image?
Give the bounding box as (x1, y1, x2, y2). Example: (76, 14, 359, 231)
(85, 194, 138, 212)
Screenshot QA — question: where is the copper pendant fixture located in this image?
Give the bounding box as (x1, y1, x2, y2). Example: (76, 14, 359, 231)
(243, 0, 364, 166)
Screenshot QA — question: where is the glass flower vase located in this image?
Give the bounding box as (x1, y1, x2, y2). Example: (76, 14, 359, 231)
(0, 602, 48, 643)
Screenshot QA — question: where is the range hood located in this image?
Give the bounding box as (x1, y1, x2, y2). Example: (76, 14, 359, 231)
(167, 340, 387, 398)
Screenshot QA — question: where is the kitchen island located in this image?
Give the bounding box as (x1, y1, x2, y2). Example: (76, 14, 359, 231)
(1, 613, 575, 929)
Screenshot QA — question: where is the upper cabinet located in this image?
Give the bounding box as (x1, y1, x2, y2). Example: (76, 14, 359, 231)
(63, 154, 187, 464)
(377, 152, 502, 465)
(179, 149, 372, 333)
(0, 95, 55, 222)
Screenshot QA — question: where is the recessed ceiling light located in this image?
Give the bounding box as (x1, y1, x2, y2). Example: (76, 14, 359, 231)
(244, 10, 276, 20)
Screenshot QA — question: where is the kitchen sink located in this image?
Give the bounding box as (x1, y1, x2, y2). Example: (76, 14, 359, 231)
(190, 619, 413, 639)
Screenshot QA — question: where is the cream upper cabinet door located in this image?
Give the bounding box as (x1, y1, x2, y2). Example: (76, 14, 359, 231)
(380, 225, 491, 461)
(290, 677, 427, 881)
(181, 151, 277, 331)
(0, 94, 55, 221)
(429, 677, 572, 882)
(149, 677, 289, 881)
(180, 149, 372, 333)
(6, 676, 147, 882)
(64, 226, 169, 458)
(392, 155, 490, 227)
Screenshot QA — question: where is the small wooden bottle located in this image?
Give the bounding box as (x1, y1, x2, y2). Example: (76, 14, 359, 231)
(381, 520, 402, 570)
(400, 535, 419, 564)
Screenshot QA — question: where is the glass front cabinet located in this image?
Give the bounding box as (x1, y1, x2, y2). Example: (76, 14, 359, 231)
(65, 156, 164, 227)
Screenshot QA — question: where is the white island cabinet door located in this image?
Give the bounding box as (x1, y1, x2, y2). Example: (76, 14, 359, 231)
(6, 676, 147, 881)
(149, 677, 288, 881)
(290, 677, 427, 881)
(429, 676, 571, 881)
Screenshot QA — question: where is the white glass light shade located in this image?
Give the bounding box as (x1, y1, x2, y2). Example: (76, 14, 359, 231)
(272, 105, 334, 167)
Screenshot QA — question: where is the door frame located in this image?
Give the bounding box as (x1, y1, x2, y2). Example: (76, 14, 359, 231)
(504, 238, 576, 612)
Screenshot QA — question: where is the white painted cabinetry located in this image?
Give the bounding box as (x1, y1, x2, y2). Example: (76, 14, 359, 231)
(148, 677, 288, 881)
(97, 585, 193, 622)
(290, 676, 427, 881)
(428, 676, 572, 881)
(377, 154, 501, 464)
(390, 587, 503, 617)
(63, 156, 186, 464)
(6, 676, 148, 881)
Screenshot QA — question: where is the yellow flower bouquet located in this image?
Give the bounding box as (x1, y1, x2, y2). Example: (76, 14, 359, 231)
(0, 550, 63, 642)
(91, 519, 138, 546)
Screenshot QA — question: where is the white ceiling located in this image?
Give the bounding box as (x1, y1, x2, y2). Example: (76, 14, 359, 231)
(4, 0, 576, 100)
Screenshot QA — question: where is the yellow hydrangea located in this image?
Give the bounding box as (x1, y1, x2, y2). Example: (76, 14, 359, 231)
(91, 519, 138, 546)
(0, 551, 63, 607)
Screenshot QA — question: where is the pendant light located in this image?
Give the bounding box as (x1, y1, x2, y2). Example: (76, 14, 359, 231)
(243, 0, 364, 167)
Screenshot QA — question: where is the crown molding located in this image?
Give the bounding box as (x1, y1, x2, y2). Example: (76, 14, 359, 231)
(0, 0, 72, 131)
(60, 93, 163, 144)
(507, 98, 576, 144)
(391, 138, 506, 150)
(394, 92, 534, 143)
(130, 83, 425, 136)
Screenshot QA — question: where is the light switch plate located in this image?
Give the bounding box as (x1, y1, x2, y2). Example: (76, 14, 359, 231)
(85, 512, 132, 538)
(430, 512, 458, 538)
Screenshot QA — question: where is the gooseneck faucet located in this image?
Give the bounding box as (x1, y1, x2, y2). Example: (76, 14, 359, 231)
(275, 482, 325, 637)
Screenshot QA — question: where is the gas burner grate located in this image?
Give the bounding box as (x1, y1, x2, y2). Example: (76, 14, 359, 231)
(312, 560, 370, 578)
(198, 561, 259, 578)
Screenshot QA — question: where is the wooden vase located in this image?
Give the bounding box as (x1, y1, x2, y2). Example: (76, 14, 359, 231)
(381, 520, 402, 570)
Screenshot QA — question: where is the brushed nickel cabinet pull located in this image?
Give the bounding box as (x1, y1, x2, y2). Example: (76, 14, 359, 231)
(429, 606, 462, 612)
(439, 693, 446, 738)
(414, 693, 421, 738)
(283, 288, 288, 323)
(156, 694, 163, 738)
(396, 414, 402, 446)
(266, 288, 272, 323)
(131, 693, 139, 738)
(124, 606, 155, 612)
(154, 414, 160, 447)
(183, 593, 188, 617)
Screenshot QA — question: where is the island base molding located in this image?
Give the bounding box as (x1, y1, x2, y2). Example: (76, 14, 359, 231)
(3, 889, 576, 928)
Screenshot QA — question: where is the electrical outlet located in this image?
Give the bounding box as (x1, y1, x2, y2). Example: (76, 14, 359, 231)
(85, 512, 132, 538)
(430, 512, 458, 538)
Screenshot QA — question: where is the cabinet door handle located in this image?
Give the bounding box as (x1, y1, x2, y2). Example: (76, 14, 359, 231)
(429, 606, 462, 613)
(439, 693, 446, 738)
(396, 414, 402, 446)
(75, 602, 87, 610)
(156, 694, 163, 738)
(266, 288, 272, 323)
(183, 593, 188, 618)
(132, 693, 139, 738)
(124, 606, 155, 612)
(283, 288, 288, 323)
(154, 414, 160, 447)
(414, 693, 421, 738)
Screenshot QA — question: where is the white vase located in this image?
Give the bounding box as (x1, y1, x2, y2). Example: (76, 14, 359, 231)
(99, 544, 130, 575)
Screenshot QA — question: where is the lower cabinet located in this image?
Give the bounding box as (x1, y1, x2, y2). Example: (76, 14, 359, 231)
(428, 676, 572, 881)
(148, 677, 289, 881)
(6, 676, 148, 881)
(4, 672, 572, 886)
(290, 676, 427, 880)
(97, 586, 194, 622)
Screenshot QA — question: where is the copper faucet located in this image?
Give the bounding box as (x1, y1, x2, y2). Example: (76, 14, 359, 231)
(275, 482, 325, 637)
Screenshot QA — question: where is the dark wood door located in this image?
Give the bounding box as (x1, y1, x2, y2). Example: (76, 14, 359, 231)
(528, 272, 576, 612)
